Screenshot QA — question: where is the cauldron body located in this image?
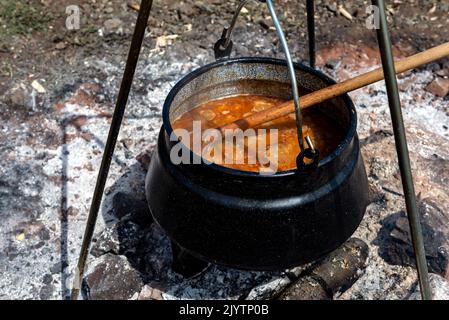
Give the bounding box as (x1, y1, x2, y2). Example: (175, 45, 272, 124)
(145, 57, 369, 270)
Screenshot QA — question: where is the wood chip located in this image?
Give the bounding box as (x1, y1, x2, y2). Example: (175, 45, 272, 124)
(338, 5, 353, 21)
(127, 1, 140, 12)
(428, 5, 437, 14)
(155, 35, 179, 49)
(184, 24, 193, 32)
(16, 233, 25, 241)
(31, 80, 46, 94)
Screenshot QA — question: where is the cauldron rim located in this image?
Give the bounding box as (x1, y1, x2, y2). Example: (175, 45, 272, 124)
(162, 56, 357, 178)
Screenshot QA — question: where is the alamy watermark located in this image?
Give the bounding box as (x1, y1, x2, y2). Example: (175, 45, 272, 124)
(66, 5, 80, 30)
(170, 121, 280, 175)
(366, 5, 380, 29)
(62, 4, 382, 31)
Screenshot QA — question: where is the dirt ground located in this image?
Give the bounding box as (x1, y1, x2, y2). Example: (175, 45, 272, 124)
(1, 0, 448, 96)
(0, 0, 448, 300)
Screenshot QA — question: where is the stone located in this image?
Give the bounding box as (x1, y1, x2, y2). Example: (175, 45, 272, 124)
(83, 254, 144, 300)
(90, 220, 143, 257)
(111, 192, 152, 226)
(50, 262, 62, 274)
(55, 42, 66, 50)
(39, 284, 54, 300)
(435, 69, 449, 77)
(326, 3, 338, 13)
(42, 274, 53, 285)
(139, 224, 173, 280)
(103, 18, 124, 35)
(90, 226, 120, 257)
(409, 273, 449, 300)
(138, 283, 164, 300)
(398, 75, 416, 92)
(425, 78, 449, 97)
(136, 150, 152, 170)
(380, 199, 449, 276)
(4, 84, 31, 108)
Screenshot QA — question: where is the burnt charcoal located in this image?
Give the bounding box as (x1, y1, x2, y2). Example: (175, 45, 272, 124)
(90, 220, 143, 258)
(136, 150, 152, 170)
(278, 238, 369, 300)
(312, 238, 369, 295)
(42, 274, 53, 285)
(171, 242, 210, 279)
(111, 192, 152, 226)
(39, 284, 54, 300)
(277, 277, 330, 300)
(90, 226, 120, 257)
(50, 262, 62, 274)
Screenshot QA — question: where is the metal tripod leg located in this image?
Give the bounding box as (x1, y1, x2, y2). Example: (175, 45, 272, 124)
(70, 0, 153, 300)
(306, 0, 316, 68)
(372, 0, 431, 300)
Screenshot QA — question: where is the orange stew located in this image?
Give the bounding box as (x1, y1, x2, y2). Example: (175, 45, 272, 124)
(171, 95, 343, 172)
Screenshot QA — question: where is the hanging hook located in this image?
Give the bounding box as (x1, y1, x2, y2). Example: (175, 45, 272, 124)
(214, 0, 251, 59)
(214, 0, 268, 59)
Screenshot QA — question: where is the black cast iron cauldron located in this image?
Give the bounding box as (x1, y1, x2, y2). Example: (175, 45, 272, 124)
(145, 57, 369, 271)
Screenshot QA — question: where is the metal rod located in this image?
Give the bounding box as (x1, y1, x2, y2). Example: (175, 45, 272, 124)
(266, 0, 305, 152)
(70, 0, 153, 300)
(306, 0, 316, 68)
(372, 0, 431, 300)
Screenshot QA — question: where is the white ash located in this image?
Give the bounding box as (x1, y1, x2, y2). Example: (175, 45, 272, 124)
(1, 42, 448, 299)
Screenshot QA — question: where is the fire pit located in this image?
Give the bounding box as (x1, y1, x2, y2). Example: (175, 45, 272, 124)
(71, 0, 437, 300)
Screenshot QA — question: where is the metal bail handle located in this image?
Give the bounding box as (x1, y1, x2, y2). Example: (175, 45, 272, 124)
(266, 0, 318, 170)
(214, 0, 319, 170)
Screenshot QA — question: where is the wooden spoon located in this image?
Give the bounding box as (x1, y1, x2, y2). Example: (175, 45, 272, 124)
(218, 41, 449, 133)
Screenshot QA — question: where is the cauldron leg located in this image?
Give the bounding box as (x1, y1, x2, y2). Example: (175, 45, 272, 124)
(171, 242, 210, 278)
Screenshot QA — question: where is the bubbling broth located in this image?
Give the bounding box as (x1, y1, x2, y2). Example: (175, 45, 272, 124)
(171, 95, 344, 172)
